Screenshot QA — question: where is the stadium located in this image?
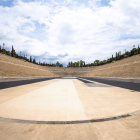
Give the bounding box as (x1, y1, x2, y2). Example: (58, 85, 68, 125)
(0, 0, 140, 139)
(0, 50, 140, 139)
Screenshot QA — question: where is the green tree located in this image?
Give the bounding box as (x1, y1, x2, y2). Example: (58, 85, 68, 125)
(107, 58, 111, 63)
(77, 61, 80, 67)
(130, 48, 136, 56)
(68, 62, 71, 67)
(94, 60, 99, 65)
(71, 61, 72, 67)
(84, 61, 85, 67)
(138, 45, 140, 54)
(118, 52, 120, 60)
(125, 51, 130, 57)
(30, 56, 32, 62)
(116, 52, 118, 61)
(73, 62, 76, 67)
(11, 45, 14, 57)
(56, 61, 60, 67)
(59, 64, 63, 67)
(112, 55, 113, 61)
(80, 60, 83, 67)
(3, 43, 5, 49)
(33, 58, 36, 63)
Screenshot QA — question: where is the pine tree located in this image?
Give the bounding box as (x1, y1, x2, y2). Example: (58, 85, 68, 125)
(80, 60, 83, 67)
(71, 61, 72, 67)
(112, 55, 113, 61)
(138, 45, 140, 54)
(118, 52, 120, 60)
(3, 43, 5, 49)
(30, 56, 32, 62)
(77, 61, 80, 67)
(56, 61, 60, 67)
(116, 52, 117, 61)
(12, 45, 14, 57)
(0, 45, 1, 52)
(68, 62, 70, 67)
(33, 58, 36, 63)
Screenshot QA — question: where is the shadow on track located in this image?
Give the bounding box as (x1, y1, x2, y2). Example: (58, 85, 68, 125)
(0, 77, 57, 90)
(81, 77, 140, 92)
(77, 78, 93, 83)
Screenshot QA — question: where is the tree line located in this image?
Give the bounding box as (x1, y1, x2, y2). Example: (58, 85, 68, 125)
(67, 45, 140, 67)
(67, 60, 86, 67)
(0, 44, 63, 67)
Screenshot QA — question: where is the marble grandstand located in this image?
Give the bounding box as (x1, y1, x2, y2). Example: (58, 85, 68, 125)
(0, 53, 140, 78)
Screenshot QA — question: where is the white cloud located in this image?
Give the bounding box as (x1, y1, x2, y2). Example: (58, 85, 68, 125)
(88, 0, 101, 8)
(0, 0, 140, 66)
(66, 0, 73, 4)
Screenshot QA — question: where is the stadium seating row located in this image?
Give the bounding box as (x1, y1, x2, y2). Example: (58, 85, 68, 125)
(0, 53, 140, 78)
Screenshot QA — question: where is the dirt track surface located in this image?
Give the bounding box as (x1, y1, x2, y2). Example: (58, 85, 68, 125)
(0, 78, 140, 139)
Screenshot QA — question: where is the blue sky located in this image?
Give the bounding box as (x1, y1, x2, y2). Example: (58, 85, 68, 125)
(0, 0, 111, 7)
(0, 0, 140, 66)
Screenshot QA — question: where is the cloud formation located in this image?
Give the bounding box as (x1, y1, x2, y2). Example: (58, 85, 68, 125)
(0, 0, 140, 66)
